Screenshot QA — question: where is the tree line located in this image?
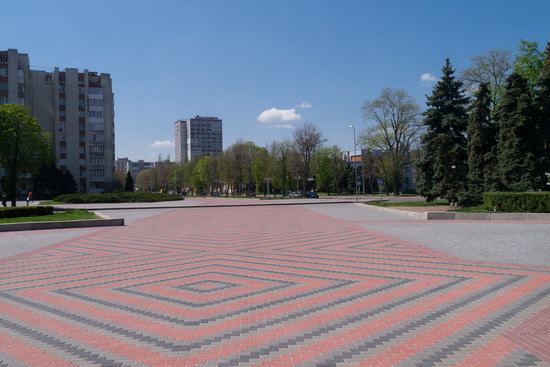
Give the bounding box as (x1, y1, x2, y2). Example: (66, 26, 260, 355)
(418, 40, 550, 205)
(133, 123, 362, 196)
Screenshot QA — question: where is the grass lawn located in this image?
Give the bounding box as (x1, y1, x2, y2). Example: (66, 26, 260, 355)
(37, 201, 63, 205)
(366, 199, 449, 207)
(0, 210, 98, 224)
(450, 205, 492, 213)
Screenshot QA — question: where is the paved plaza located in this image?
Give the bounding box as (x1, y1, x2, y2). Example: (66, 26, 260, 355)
(0, 203, 549, 366)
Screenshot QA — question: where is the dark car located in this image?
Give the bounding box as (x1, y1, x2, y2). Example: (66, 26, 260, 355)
(305, 191, 319, 198)
(211, 191, 221, 197)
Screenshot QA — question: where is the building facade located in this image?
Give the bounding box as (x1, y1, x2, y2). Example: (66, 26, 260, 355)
(0, 49, 115, 192)
(115, 157, 154, 179)
(175, 115, 222, 162)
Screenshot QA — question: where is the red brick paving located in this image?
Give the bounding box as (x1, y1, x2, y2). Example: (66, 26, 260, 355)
(0, 205, 549, 366)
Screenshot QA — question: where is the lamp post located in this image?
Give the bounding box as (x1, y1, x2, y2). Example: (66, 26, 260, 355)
(349, 125, 358, 203)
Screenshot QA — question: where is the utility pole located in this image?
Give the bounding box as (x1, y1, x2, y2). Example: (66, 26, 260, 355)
(349, 125, 358, 203)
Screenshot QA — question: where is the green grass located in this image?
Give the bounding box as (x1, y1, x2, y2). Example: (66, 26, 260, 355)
(37, 201, 63, 205)
(450, 205, 492, 213)
(366, 199, 449, 207)
(0, 210, 98, 224)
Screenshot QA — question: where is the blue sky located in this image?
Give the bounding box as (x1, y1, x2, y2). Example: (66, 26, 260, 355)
(3, 0, 549, 160)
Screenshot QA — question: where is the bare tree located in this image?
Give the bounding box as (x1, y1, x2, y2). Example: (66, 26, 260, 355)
(293, 123, 325, 193)
(270, 139, 294, 195)
(359, 88, 422, 194)
(461, 49, 512, 107)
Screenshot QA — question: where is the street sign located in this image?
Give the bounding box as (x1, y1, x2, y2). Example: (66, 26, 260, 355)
(377, 178, 384, 186)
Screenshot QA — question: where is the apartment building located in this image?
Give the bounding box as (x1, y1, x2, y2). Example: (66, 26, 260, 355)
(175, 116, 222, 162)
(0, 49, 114, 192)
(115, 157, 155, 179)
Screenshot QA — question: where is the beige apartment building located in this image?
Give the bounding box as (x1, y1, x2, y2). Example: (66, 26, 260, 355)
(0, 49, 114, 192)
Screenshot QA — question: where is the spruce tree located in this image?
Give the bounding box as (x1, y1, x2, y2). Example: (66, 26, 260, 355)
(125, 171, 135, 192)
(466, 83, 492, 204)
(417, 59, 469, 204)
(496, 73, 541, 191)
(535, 42, 550, 189)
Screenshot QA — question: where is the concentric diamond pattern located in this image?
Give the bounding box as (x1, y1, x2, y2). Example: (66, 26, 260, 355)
(0, 205, 549, 366)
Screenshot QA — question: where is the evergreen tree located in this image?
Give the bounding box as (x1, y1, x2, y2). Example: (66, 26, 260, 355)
(496, 73, 542, 191)
(536, 42, 550, 189)
(125, 171, 135, 192)
(466, 83, 492, 204)
(33, 164, 77, 198)
(417, 59, 469, 204)
(61, 170, 78, 194)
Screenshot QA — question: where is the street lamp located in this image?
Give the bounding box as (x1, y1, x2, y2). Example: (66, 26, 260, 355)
(349, 125, 358, 203)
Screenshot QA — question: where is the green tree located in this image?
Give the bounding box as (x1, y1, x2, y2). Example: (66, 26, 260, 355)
(124, 171, 135, 192)
(514, 40, 546, 88)
(465, 83, 492, 204)
(496, 73, 543, 191)
(32, 164, 77, 199)
(536, 42, 550, 189)
(252, 147, 270, 195)
(0, 104, 52, 206)
(417, 59, 469, 204)
(269, 139, 294, 196)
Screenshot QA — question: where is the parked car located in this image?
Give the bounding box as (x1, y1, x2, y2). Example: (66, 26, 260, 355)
(211, 191, 221, 197)
(288, 191, 303, 198)
(305, 191, 319, 198)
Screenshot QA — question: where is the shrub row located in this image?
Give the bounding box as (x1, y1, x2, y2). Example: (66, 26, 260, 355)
(484, 192, 550, 213)
(0, 206, 54, 219)
(53, 192, 184, 204)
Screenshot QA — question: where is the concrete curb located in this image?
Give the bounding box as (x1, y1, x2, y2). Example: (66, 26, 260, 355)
(363, 204, 550, 222)
(360, 204, 427, 220)
(53, 200, 355, 211)
(0, 218, 124, 232)
(429, 211, 550, 221)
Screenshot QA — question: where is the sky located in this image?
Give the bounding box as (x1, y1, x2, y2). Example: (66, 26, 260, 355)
(3, 0, 549, 161)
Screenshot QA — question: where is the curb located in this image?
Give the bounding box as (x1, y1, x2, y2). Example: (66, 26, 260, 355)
(363, 204, 550, 222)
(52, 200, 355, 211)
(428, 211, 550, 221)
(0, 218, 124, 232)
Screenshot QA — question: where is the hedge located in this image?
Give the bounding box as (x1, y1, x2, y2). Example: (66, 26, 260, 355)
(484, 192, 550, 213)
(0, 206, 54, 219)
(53, 192, 184, 204)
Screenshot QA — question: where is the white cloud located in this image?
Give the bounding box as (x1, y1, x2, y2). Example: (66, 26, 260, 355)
(149, 140, 175, 148)
(296, 101, 312, 109)
(420, 73, 437, 82)
(257, 108, 302, 123)
(273, 124, 296, 129)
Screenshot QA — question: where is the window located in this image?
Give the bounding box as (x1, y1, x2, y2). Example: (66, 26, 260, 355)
(59, 145, 66, 154)
(59, 98, 66, 105)
(90, 123, 104, 131)
(45, 73, 52, 82)
(58, 85, 65, 93)
(90, 134, 104, 142)
(79, 122, 85, 130)
(90, 157, 104, 165)
(0, 55, 7, 63)
(17, 69, 24, 78)
(88, 87, 102, 95)
(79, 100, 85, 108)
(80, 167, 86, 177)
(59, 134, 66, 142)
(59, 110, 66, 118)
(0, 68, 7, 77)
(79, 111, 86, 118)
(79, 86, 86, 94)
(59, 122, 66, 130)
(79, 146, 85, 154)
(0, 83, 8, 91)
(88, 98, 103, 106)
(90, 145, 104, 154)
(78, 76, 85, 84)
(89, 110, 103, 118)
(90, 168, 104, 177)
(0, 97, 7, 104)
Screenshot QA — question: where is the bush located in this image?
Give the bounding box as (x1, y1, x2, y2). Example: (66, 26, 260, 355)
(53, 192, 184, 204)
(0, 206, 54, 219)
(484, 192, 550, 213)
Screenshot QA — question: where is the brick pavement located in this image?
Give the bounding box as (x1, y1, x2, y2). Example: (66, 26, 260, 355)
(0, 205, 549, 366)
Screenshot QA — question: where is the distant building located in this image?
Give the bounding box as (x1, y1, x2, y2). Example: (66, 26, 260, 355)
(115, 157, 154, 179)
(175, 115, 222, 162)
(0, 49, 115, 193)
